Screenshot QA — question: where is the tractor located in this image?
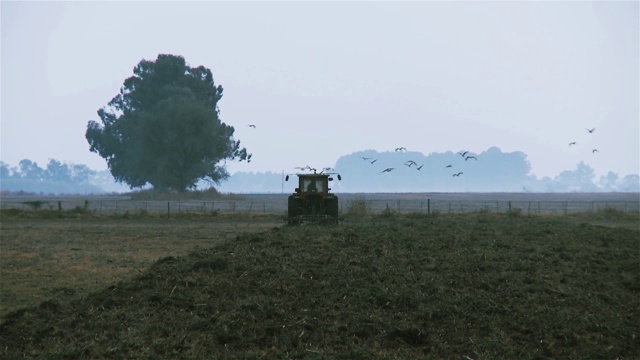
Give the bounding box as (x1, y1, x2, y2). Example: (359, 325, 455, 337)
(285, 170, 342, 225)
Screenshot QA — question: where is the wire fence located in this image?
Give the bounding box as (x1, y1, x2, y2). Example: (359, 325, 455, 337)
(350, 199, 638, 216)
(2, 194, 638, 216)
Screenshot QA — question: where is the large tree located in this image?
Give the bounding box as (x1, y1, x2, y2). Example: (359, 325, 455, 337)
(86, 54, 250, 191)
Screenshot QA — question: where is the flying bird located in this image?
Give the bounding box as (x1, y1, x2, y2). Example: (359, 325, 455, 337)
(404, 160, 417, 167)
(361, 156, 371, 161)
(370, 159, 378, 164)
(453, 172, 463, 177)
(459, 151, 469, 157)
(586, 128, 595, 133)
(381, 168, 395, 173)
(569, 142, 577, 146)
(248, 124, 256, 128)
(395, 147, 407, 152)
(592, 149, 599, 153)
(416, 165, 424, 171)
(445, 164, 453, 168)
(465, 155, 477, 161)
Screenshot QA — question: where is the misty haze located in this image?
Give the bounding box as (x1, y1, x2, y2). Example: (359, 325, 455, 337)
(1, 146, 638, 195)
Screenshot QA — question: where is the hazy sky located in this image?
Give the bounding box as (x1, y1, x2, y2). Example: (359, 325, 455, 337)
(2, 1, 638, 180)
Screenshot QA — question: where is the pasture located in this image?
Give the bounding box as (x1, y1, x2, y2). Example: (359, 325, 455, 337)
(0, 198, 638, 359)
(1, 192, 639, 216)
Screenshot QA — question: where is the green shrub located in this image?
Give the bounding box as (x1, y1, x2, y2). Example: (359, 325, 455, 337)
(345, 197, 372, 216)
(477, 207, 491, 214)
(23, 200, 47, 211)
(377, 204, 397, 218)
(602, 207, 624, 218)
(507, 208, 523, 217)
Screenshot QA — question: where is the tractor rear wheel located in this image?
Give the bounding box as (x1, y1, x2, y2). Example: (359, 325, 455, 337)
(327, 196, 339, 218)
(288, 196, 301, 220)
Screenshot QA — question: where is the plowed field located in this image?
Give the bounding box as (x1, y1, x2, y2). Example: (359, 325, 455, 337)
(1, 212, 638, 359)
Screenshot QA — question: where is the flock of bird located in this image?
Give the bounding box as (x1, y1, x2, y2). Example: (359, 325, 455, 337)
(293, 165, 335, 174)
(247, 122, 602, 178)
(570, 127, 599, 153)
(369, 126, 599, 178)
(358, 146, 477, 178)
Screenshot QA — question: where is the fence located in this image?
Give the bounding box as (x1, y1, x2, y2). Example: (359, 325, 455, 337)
(0, 199, 283, 216)
(344, 199, 639, 215)
(1, 193, 638, 216)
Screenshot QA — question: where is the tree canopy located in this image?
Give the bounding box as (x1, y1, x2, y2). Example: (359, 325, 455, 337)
(86, 54, 250, 191)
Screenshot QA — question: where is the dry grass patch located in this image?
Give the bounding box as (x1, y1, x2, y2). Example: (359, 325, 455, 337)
(0, 215, 283, 315)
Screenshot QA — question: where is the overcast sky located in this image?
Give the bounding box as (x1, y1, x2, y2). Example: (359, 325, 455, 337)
(2, 1, 638, 180)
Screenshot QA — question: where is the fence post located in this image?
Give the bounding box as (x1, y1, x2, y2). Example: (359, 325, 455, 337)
(248, 202, 253, 215)
(167, 202, 170, 218)
(427, 199, 431, 215)
(263, 202, 266, 213)
(509, 201, 512, 212)
(496, 201, 499, 212)
(527, 202, 531, 215)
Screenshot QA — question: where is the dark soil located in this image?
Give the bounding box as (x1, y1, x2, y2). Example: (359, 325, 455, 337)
(1, 214, 638, 359)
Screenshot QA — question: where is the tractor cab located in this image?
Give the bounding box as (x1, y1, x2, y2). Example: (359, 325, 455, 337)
(284, 171, 342, 224)
(299, 174, 328, 194)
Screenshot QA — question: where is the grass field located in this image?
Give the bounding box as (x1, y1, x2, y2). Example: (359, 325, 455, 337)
(0, 214, 282, 315)
(0, 208, 638, 359)
(2, 192, 639, 216)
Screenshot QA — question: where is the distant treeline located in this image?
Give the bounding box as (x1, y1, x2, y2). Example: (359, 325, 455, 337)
(218, 147, 640, 193)
(0, 159, 129, 195)
(2, 147, 639, 194)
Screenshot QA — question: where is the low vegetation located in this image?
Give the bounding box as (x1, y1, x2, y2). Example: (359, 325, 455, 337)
(344, 197, 373, 216)
(127, 188, 246, 201)
(0, 212, 638, 359)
